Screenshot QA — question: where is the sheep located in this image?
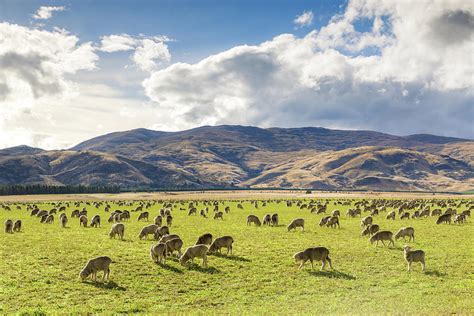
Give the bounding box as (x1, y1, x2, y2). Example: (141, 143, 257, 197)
(208, 236, 234, 255)
(293, 247, 332, 270)
(138, 224, 159, 240)
(154, 226, 170, 240)
(109, 223, 125, 240)
(165, 238, 184, 257)
(79, 215, 87, 227)
(40, 214, 48, 223)
(395, 227, 415, 242)
(137, 212, 149, 221)
(403, 246, 425, 272)
(319, 216, 331, 226)
(288, 218, 305, 232)
(37, 210, 48, 218)
(262, 214, 272, 225)
(453, 214, 466, 224)
(30, 209, 39, 216)
(166, 215, 173, 226)
(360, 216, 373, 227)
(420, 209, 430, 217)
(332, 210, 340, 217)
(400, 212, 410, 220)
(150, 242, 167, 264)
(121, 210, 130, 221)
(71, 210, 80, 218)
(60, 214, 68, 228)
(200, 209, 207, 218)
(412, 210, 420, 219)
(462, 210, 471, 217)
(271, 213, 279, 226)
(188, 208, 197, 216)
(90, 215, 101, 228)
(13, 220, 22, 232)
(4, 219, 13, 233)
(326, 216, 340, 228)
(79, 256, 112, 282)
(386, 211, 395, 220)
(154, 215, 163, 226)
(179, 244, 209, 268)
(436, 214, 451, 225)
(214, 211, 223, 220)
(431, 209, 442, 216)
(196, 233, 213, 245)
(247, 215, 261, 226)
(369, 231, 394, 247)
(370, 209, 379, 216)
(45, 215, 54, 224)
(159, 234, 181, 244)
(361, 224, 380, 236)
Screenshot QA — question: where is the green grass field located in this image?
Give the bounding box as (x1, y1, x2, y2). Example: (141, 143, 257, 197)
(1, 198, 473, 314)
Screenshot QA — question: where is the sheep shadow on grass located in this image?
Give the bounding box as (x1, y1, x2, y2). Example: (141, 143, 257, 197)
(424, 270, 447, 277)
(85, 280, 127, 291)
(186, 263, 220, 274)
(210, 252, 251, 262)
(308, 270, 356, 280)
(157, 262, 184, 274)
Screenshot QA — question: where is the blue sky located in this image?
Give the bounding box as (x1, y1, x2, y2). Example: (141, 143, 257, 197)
(0, 0, 472, 149)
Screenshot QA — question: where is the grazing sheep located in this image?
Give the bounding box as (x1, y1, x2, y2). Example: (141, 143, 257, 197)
(165, 238, 184, 257)
(4, 219, 13, 233)
(209, 236, 234, 255)
(166, 215, 173, 226)
(137, 212, 149, 222)
(37, 210, 48, 218)
(79, 256, 112, 282)
(395, 227, 415, 242)
(13, 220, 22, 232)
(90, 215, 101, 228)
(159, 234, 181, 244)
(386, 211, 395, 220)
(461, 210, 471, 217)
(412, 211, 420, 219)
(400, 212, 410, 220)
(154, 215, 163, 226)
(150, 242, 167, 264)
(420, 209, 430, 217)
(46, 214, 54, 224)
(154, 226, 170, 240)
(200, 209, 207, 218)
(288, 218, 305, 232)
(109, 223, 125, 240)
(436, 214, 451, 225)
(361, 216, 373, 227)
(403, 245, 425, 272)
(370, 231, 394, 247)
(196, 233, 213, 245)
(319, 216, 331, 226)
(60, 214, 68, 228)
(370, 209, 379, 216)
(271, 213, 279, 226)
(326, 216, 340, 228)
(71, 210, 80, 218)
(40, 214, 48, 223)
(188, 208, 197, 216)
(453, 214, 466, 224)
(262, 214, 272, 225)
(180, 244, 209, 268)
(30, 209, 39, 216)
(247, 215, 261, 226)
(431, 209, 442, 216)
(138, 224, 159, 240)
(214, 211, 223, 220)
(361, 224, 380, 236)
(293, 247, 332, 270)
(332, 210, 340, 217)
(79, 215, 87, 227)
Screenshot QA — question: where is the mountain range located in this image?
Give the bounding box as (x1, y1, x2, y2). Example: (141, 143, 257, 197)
(1, 125, 473, 192)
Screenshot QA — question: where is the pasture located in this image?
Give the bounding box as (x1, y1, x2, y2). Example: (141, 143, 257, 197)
(1, 197, 473, 314)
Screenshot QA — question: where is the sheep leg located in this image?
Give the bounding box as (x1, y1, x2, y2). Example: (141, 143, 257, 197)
(407, 262, 411, 272)
(299, 260, 306, 269)
(203, 255, 208, 268)
(310, 259, 314, 269)
(321, 259, 326, 271)
(421, 261, 425, 272)
(381, 240, 386, 246)
(327, 257, 333, 269)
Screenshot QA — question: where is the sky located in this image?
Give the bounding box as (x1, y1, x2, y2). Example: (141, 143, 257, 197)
(0, 0, 473, 149)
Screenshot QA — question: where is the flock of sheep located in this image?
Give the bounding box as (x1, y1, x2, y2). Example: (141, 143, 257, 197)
(2, 197, 472, 282)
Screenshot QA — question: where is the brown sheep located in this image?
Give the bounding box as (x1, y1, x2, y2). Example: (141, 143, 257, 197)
(403, 245, 425, 272)
(13, 220, 22, 232)
(436, 214, 451, 225)
(40, 214, 48, 223)
(386, 211, 395, 220)
(214, 211, 223, 220)
(154, 226, 170, 240)
(420, 209, 430, 217)
(45, 214, 54, 224)
(262, 214, 272, 225)
(247, 215, 261, 226)
(209, 236, 234, 254)
(165, 238, 183, 257)
(79, 256, 112, 282)
(370, 231, 394, 247)
(431, 209, 442, 216)
(109, 223, 125, 240)
(288, 218, 305, 232)
(361, 224, 379, 236)
(79, 215, 87, 227)
(139, 224, 159, 240)
(166, 215, 173, 226)
(271, 213, 279, 226)
(332, 210, 340, 217)
(154, 215, 163, 226)
(90, 215, 101, 228)
(319, 216, 331, 226)
(200, 209, 207, 218)
(137, 212, 149, 222)
(188, 208, 197, 216)
(60, 214, 68, 228)
(361, 216, 373, 227)
(150, 242, 167, 264)
(180, 244, 209, 268)
(453, 214, 466, 224)
(4, 219, 13, 233)
(71, 210, 80, 218)
(461, 210, 471, 217)
(196, 233, 213, 245)
(159, 234, 181, 244)
(326, 216, 340, 228)
(293, 247, 332, 270)
(395, 227, 415, 242)
(400, 212, 410, 220)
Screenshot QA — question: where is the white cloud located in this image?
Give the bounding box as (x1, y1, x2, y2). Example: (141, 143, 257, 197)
(32, 6, 66, 20)
(99, 34, 171, 72)
(294, 11, 314, 28)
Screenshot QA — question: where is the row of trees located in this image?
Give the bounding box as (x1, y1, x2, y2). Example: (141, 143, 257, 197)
(0, 185, 121, 196)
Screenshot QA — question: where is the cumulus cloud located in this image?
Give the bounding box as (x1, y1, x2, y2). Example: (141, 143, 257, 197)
(143, 0, 474, 138)
(99, 34, 171, 72)
(32, 6, 66, 20)
(294, 11, 314, 28)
